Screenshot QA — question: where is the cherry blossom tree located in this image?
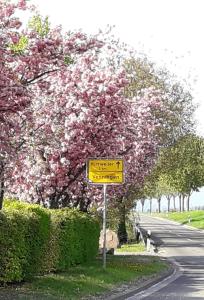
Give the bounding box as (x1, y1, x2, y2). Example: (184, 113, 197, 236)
(0, 0, 31, 208)
(2, 1, 167, 212)
(8, 67, 166, 210)
(0, 0, 103, 208)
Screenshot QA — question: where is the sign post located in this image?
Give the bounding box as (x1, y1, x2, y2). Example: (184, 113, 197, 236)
(102, 184, 107, 269)
(87, 158, 124, 269)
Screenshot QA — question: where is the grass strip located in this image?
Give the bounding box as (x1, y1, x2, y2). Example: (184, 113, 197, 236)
(115, 242, 145, 253)
(0, 255, 168, 299)
(154, 210, 204, 229)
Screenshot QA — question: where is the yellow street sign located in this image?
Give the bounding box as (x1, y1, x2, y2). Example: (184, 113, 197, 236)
(87, 158, 124, 184)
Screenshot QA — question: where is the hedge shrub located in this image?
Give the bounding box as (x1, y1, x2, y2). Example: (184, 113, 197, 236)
(0, 200, 100, 283)
(0, 201, 51, 282)
(0, 210, 28, 282)
(51, 209, 100, 271)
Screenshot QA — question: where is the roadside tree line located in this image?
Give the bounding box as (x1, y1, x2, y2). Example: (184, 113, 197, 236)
(105, 58, 198, 243)
(139, 133, 204, 213)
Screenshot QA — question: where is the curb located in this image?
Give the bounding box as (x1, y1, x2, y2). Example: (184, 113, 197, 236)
(91, 256, 176, 300)
(107, 258, 175, 300)
(125, 258, 182, 300)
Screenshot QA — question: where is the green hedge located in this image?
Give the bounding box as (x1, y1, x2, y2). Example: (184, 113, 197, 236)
(0, 210, 28, 282)
(51, 209, 100, 271)
(0, 201, 100, 283)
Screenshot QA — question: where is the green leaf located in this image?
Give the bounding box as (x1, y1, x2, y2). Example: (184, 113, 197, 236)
(9, 35, 28, 54)
(29, 15, 50, 37)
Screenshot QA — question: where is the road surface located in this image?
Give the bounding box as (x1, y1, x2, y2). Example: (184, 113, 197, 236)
(128, 215, 204, 300)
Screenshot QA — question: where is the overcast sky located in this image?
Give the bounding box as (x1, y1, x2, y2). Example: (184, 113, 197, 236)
(31, 0, 204, 135)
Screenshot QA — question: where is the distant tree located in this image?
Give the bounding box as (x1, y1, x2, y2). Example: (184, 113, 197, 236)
(157, 174, 177, 212)
(124, 57, 195, 146)
(157, 134, 204, 211)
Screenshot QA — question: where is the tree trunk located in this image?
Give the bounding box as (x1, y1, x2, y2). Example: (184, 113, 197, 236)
(49, 193, 59, 209)
(157, 197, 161, 213)
(149, 199, 152, 214)
(141, 199, 145, 212)
(186, 194, 190, 211)
(179, 194, 182, 212)
(79, 197, 90, 212)
(173, 195, 176, 211)
(117, 199, 128, 245)
(181, 194, 185, 212)
(0, 179, 4, 210)
(167, 195, 171, 212)
(0, 163, 4, 210)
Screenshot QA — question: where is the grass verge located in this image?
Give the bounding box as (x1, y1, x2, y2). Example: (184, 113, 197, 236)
(154, 210, 204, 229)
(0, 255, 168, 300)
(115, 242, 145, 253)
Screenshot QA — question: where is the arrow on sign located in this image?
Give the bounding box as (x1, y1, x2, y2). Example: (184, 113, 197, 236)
(116, 161, 121, 169)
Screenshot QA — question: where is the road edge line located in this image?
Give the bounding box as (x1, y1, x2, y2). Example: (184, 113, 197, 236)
(125, 258, 183, 300)
(107, 257, 179, 300)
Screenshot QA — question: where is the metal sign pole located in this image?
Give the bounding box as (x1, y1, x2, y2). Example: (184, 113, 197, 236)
(86, 158, 124, 269)
(102, 184, 107, 269)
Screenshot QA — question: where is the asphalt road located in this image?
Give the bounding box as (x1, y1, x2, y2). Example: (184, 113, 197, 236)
(129, 214, 204, 300)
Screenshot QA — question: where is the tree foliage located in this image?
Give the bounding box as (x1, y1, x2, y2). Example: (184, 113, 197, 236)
(124, 58, 196, 213)
(142, 134, 204, 212)
(125, 57, 195, 146)
(159, 134, 204, 195)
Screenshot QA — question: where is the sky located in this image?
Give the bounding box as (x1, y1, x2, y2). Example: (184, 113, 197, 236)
(29, 0, 204, 208)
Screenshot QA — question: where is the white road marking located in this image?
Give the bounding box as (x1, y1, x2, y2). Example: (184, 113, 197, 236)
(126, 260, 183, 300)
